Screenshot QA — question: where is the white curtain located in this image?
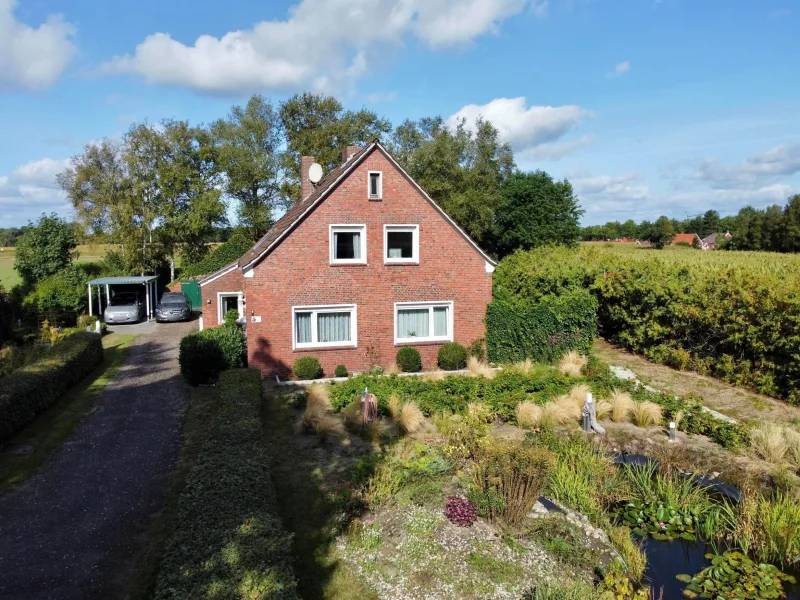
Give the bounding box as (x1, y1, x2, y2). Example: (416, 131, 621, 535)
(398, 309, 429, 338)
(334, 231, 360, 259)
(296, 312, 312, 343)
(318, 311, 351, 342)
(433, 306, 448, 336)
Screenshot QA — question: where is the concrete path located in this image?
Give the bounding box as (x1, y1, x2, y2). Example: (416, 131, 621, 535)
(0, 320, 196, 600)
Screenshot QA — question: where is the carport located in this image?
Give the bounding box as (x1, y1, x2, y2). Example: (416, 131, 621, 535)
(87, 275, 159, 321)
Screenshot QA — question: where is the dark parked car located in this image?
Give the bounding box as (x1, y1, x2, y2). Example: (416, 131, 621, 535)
(155, 292, 192, 322)
(104, 292, 146, 324)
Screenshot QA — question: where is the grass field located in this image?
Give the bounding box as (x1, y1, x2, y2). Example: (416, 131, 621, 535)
(0, 244, 118, 289)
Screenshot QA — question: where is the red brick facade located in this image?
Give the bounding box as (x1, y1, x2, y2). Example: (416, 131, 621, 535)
(199, 267, 243, 328)
(202, 145, 493, 378)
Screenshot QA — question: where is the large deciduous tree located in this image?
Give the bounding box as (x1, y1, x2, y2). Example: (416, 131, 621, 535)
(280, 93, 391, 202)
(494, 171, 583, 257)
(211, 95, 283, 240)
(647, 216, 675, 249)
(14, 213, 77, 285)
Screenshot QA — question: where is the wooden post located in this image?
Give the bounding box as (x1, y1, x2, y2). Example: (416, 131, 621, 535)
(88, 284, 93, 317)
(106, 284, 110, 303)
(145, 282, 150, 320)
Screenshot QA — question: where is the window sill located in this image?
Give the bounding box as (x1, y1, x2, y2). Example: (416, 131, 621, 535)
(394, 339, 452, 347)
(293, 345, 358, 353)
(329, 262, 368, 267)
(384, 261, 419, 266)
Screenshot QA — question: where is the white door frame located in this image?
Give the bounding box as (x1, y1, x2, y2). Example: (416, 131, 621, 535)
(217, 291, 244, 325)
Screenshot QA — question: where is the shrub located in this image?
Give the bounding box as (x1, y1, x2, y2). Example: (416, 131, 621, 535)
(153, 369, 298, 600)
(0, 332, 103, 444)
(437, 342, 468, 371)
(179, 324, 246, 386)
(334, 364, 348, 378)
(467, 338, 486, 361)
(396, 346, 422, 373)
(444, 496, 478, 527)
(470, 440, 556, 525)
(485, 291, 597, 364)
(179, 231, 253, 279)
(179, 332, 224, 386)
(294, 356, 323, 380)
(223, 308, 239, 327)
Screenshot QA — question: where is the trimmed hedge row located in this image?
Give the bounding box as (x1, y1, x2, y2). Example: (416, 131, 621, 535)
(485, 289, 597, 364)
(179, 324, 247, 385)
(0, 332, 103, 444)
(495, 245, 800, 403)
(153, 368, 298, 600)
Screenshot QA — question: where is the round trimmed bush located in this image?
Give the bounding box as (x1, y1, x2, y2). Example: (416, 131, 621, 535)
(437, 342, 467, 371)
(179, 332, 225, 386)
(294, 357, 323, 380)
(396, 346, 422, 373)
(334, 364, 348, 378)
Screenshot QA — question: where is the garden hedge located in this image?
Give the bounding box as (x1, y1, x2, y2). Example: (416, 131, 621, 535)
(494, 245, 800, 403)
(293, 357, 322, 380)
(179, 324, 247, 385)
(153, 369, 298, 600)
(485, 290, 597, 364)
(0, 332, 103, 444)
(396, 347, 422, 372)
(437, 342, 468, 371)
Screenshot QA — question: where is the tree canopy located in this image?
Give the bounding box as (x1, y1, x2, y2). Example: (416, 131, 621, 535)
(14, 213, 77, 286)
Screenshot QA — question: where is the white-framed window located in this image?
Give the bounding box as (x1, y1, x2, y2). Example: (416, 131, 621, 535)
(384, 224, 419, 264)
(368, 171, 382, 200)
(293, 304, 357, 350)
(217, 292, 243, 324)
(329, 224, 367, 264)
(394, 301, 453, 344)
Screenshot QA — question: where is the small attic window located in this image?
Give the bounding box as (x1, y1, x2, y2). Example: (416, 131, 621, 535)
(368, 171, 382, 200)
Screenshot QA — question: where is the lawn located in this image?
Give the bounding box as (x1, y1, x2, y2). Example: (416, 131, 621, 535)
(0, 244, 119, 289)
(0, 333, 135, 494)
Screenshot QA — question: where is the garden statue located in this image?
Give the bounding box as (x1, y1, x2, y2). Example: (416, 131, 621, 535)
(582, 392, 605, 434)
(360, 387, 378, 426)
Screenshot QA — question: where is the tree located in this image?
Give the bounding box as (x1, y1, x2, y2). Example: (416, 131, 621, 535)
(390, 116, 513, 250)
(620, 219, 638, 239)
(280, 93, 391, 203)
(647, 216, 675, 249)
(211, 95, 283, 240)
(782, 195, 800, 253)
(701, 210, 720, 238)
(14, 213, 77, 286)
(494, 171, 583, 257)
(155, 120, 227, 279)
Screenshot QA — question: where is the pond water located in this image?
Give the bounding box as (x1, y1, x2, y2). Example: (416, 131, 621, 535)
(643, 537, 800, 599)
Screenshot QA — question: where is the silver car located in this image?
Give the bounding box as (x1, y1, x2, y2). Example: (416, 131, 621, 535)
(104, 292, 145, 324)
(155, 292, 191, 322)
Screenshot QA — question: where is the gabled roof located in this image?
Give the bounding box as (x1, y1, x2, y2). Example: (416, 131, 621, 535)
(237, 139, 496, 271)
(672, 233, 700, 245)
(701, 233, 718, 245)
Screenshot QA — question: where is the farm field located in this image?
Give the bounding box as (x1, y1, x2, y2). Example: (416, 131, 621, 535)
(0, 244, 119, 289)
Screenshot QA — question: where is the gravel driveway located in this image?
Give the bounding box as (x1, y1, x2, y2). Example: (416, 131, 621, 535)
(0, 320, 195, 600)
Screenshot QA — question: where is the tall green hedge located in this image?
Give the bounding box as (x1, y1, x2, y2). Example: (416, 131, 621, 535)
(153, 369, 298, 600)
(495, 245, 800, 403)
(0, 332, 103, 443)
(485, 290, 597, 364)
(179, 324, 247, 385)
(180, 232, 253, 279)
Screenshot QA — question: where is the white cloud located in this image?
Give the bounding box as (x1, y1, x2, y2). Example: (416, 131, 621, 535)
(103, 0, 530, 94)
(614, 60, 630, 76)
(517, 134, 593, 162)
(0, 0, 77, 90)
(367, 91, 397, 103)
(691, 143, 800, 189)
(0, 157, 70, 224)
(448, 96, 590, 151)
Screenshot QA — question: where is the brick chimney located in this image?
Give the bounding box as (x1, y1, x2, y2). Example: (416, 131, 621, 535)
(341, 145, 360, 164)
(300, 156, 315, 201)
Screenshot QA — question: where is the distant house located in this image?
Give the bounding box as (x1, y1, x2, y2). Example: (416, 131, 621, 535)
(671, 233, 702, 246)
(198, 139, 494, 377)
(699, 231, 732, 250)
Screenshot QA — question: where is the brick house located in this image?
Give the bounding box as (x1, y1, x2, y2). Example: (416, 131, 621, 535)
(199, 139, 495, 377)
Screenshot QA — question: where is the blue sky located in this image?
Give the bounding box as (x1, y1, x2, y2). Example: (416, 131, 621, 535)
(0, 0, 798, 227)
